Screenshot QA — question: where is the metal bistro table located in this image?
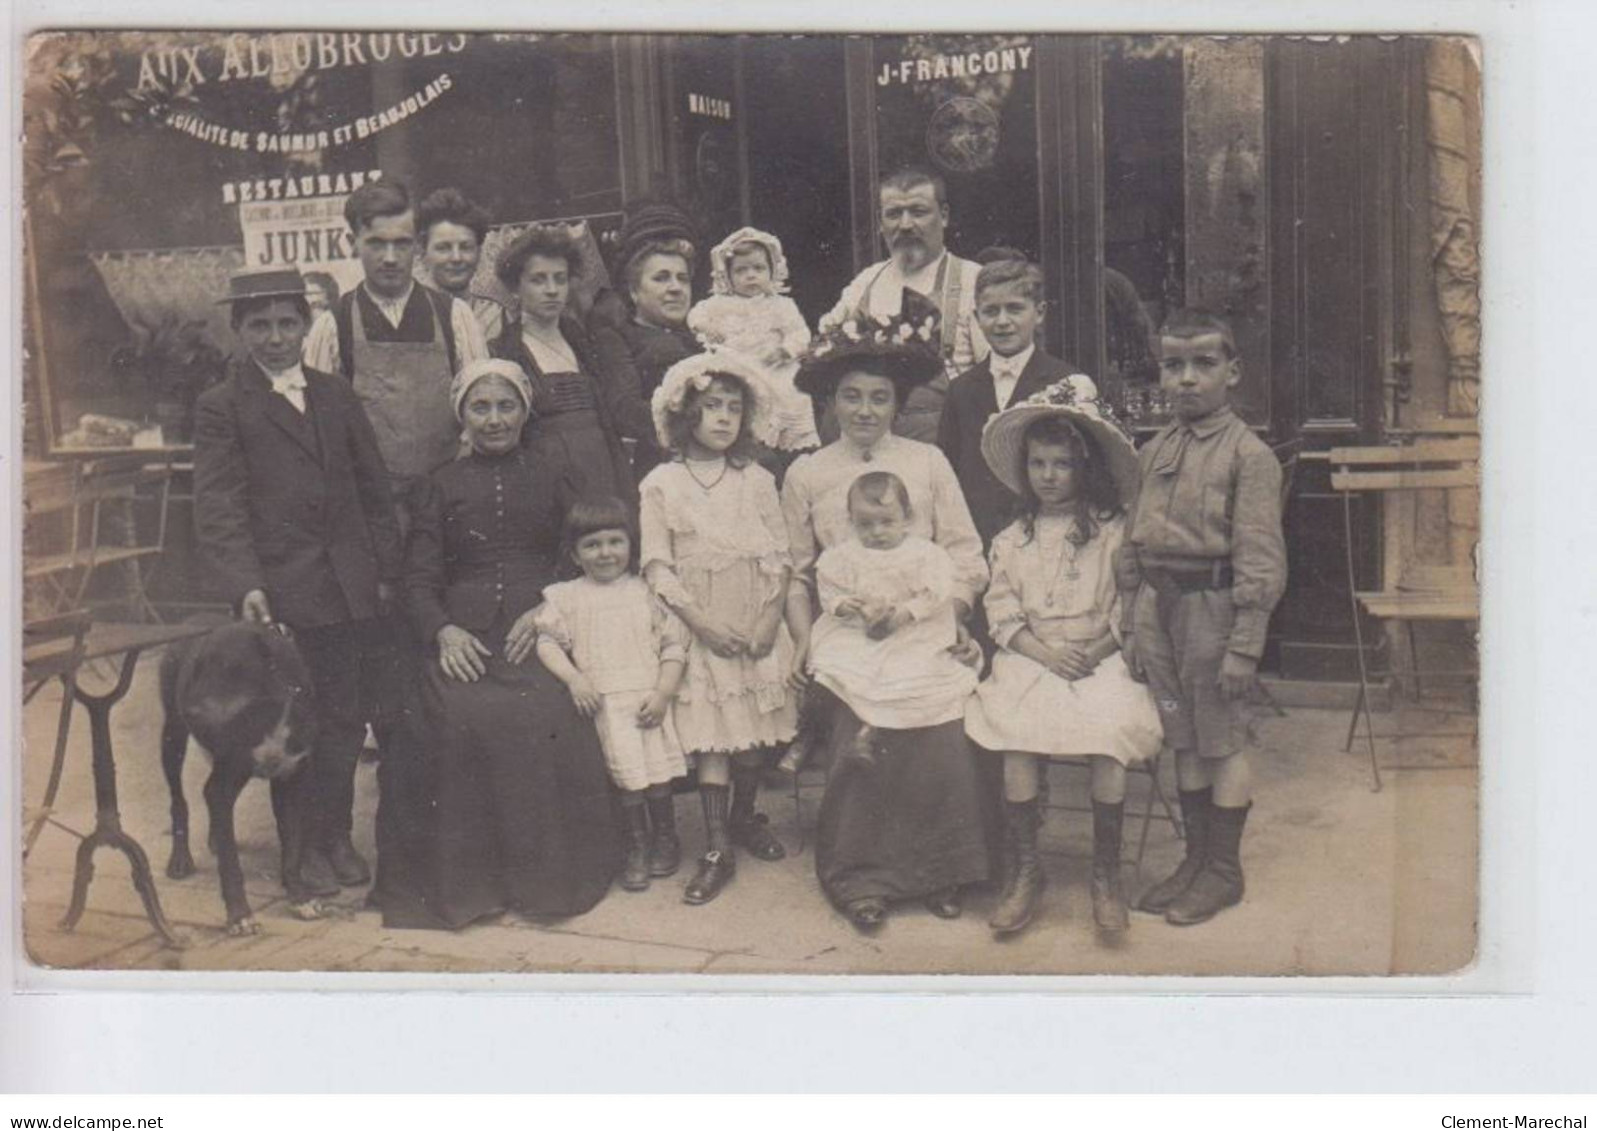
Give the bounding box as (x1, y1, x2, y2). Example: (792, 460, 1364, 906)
(24, 620, 214, 949)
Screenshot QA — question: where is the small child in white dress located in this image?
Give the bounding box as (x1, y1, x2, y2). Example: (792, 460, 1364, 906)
(809, 471, 980, 761)
(533, 496, 691, 893)
(686, 226, 821, 454)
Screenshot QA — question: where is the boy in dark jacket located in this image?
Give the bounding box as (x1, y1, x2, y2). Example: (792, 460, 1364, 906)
(194, 267, 402, 901)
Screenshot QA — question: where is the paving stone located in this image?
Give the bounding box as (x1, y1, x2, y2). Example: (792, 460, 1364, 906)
(20, 669, 1479, 978)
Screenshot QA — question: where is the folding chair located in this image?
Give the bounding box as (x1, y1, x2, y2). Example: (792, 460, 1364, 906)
(1040, 750, 1183, 881)
(1330, 439, 1480, 791)
(24, 453, 176, 622)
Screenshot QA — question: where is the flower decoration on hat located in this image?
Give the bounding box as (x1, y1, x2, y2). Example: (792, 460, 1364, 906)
(794, 289, 946, 400)
(651, 347, 780, 450)
(980, 374, 1142, 506)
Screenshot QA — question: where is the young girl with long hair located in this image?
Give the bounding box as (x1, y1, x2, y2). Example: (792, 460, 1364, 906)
(965, 377, 1163, 937)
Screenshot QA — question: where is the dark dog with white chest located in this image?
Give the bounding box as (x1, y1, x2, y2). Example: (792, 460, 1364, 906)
(160, 620, 323, 934)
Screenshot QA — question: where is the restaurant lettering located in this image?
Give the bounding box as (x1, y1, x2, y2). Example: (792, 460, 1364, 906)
(135, 32, 469, 91)
(876, 44, 1032, 86)
(221, 169, 382, 205)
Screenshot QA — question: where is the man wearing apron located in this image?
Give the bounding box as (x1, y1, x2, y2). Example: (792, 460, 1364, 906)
(819, 167, 989, 443)
(303, 177, 489, 906)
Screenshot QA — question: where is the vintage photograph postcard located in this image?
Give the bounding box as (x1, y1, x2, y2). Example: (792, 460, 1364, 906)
(17, 28, 1480, 977)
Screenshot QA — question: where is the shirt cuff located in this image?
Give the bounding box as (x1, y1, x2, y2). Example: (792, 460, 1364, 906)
(1228, 606, 1272, 660)
(990, 617, 1023, 650)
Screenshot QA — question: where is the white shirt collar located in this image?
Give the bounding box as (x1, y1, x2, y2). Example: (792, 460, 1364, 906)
(363, 280, 415, 325)
(990, 343, 1034, 379)
(894, 249, 949, 294)
(990, 344, 1034, 408)
(258, 360, 306, 388)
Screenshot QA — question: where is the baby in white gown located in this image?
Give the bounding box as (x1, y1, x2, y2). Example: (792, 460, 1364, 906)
(687, 226, 821, 453)
(809, 471, 980, 761)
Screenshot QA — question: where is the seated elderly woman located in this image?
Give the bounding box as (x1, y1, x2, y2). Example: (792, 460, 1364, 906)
(389, 358, 619, 929)
(591, 237, 701, 484)
(781, 292, 993, 933)
(488, 224, 641, 504)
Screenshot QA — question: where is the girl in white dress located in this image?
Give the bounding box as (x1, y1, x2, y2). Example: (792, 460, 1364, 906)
(686, 227, 821, 455)
(639, 350, 801, 905)
(534, 496, 692, 893)
(964, 377, 1162, 938)
(810, 471, 979, 761)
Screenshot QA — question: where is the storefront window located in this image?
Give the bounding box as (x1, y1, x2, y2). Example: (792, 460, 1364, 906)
(1100, 36, 1183, 414)
(1099, 36, 1269, 429)
(872, 35, 1041, 262)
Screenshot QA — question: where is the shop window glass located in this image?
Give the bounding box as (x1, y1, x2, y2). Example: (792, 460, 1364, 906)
(872, 35, 1041, 262)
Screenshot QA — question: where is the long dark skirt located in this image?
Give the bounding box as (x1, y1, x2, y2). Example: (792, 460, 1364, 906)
(814, 697, 991, 908)
(381, 623, 618, 929)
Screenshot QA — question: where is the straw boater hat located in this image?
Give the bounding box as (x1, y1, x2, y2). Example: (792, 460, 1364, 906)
(980, 375, 1141, 507)
(216, 266, 307, 305)
(794, 288, 944, 401)
(651, 348, 779, 450)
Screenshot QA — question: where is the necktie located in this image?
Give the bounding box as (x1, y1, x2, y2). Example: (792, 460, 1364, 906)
(270, 372, 307, 413)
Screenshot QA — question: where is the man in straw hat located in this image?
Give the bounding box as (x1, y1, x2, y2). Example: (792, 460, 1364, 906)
(194, 266, 403, 904)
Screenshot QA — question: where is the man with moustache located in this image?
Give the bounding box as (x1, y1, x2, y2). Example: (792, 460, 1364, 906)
(819, 167, 989, 442)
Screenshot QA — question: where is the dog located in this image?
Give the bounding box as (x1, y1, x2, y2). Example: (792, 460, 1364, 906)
(159, 619, 321, 935)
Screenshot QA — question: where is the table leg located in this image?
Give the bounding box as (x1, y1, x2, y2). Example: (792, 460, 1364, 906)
(57, 647, 188, 950)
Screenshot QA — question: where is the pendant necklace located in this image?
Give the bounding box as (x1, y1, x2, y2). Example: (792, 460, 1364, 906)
(1042, 516, 1081, 607)
(684, 456, 729, 492)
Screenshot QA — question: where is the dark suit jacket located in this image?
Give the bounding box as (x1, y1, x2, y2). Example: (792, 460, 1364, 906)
(937, 347, 1080, 549)
(194, 358, 402, 628)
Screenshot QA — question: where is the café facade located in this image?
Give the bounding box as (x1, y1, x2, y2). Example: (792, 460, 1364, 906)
(21, 30, 1482, 684)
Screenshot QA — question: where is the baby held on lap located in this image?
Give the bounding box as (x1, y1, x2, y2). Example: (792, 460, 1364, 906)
(808, 470, 979, 763)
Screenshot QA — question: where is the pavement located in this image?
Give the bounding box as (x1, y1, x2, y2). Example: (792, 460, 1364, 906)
(17, 655, 1479, 978)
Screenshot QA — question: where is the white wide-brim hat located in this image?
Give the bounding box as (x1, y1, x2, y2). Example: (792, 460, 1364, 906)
(651, 348, 779, 450)
(980, 374, 1141, 507)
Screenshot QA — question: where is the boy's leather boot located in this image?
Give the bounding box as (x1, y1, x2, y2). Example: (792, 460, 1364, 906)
(990, 799, 1044, 936)
(1166, 802, 1250, 926)
(1090, 800, 1130, 933)
(1137, 787, 1212, 914)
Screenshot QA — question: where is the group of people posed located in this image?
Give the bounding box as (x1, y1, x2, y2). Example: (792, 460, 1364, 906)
(192, 164, 1286, 943)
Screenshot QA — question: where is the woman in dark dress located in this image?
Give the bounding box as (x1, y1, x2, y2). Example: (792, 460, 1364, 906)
(590, 239, 702, 484)
(391, 358, 619, 928)
(781, 295, 992, 933)
(489, 226, 643, 506)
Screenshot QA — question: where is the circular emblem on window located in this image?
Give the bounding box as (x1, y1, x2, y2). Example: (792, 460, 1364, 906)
(926, 96, 1000, 173)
